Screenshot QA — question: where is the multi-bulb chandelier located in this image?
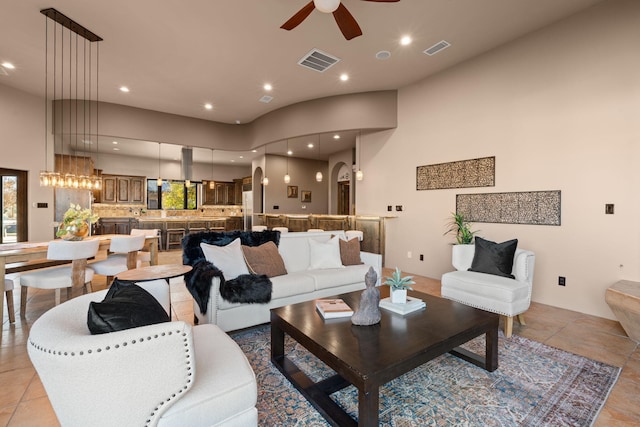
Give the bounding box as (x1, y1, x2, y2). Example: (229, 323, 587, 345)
(39, 8, 103, 190)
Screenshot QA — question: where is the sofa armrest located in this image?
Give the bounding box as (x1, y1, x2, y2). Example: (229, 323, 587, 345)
(28, 292, 195, 427)
(513, 250, 535, 284)
(194, 275, 223, 325)
(360, 251, 382, 286)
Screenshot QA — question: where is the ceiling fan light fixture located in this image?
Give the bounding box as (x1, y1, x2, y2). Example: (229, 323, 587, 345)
(314, 0, 340, 13)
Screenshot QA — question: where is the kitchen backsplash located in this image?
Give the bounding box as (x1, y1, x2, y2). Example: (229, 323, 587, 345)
(93, 204, 243, 218)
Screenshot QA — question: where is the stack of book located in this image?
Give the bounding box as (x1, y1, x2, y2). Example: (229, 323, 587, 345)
(316, 298, 353, 319)
(379, 296, 426, 315)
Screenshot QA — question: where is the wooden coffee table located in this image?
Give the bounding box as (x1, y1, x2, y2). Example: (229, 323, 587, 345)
(270, 287, 499, 427)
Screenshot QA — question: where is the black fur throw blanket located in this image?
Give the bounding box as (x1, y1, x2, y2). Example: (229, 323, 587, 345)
(182, 230, 280, 314)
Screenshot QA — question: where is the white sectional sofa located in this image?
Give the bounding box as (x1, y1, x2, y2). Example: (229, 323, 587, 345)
(194, 231, 382, 332)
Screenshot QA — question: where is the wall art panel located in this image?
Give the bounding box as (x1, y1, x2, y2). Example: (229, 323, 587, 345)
(456, 190, 561, 226)
(416, 156, 495, 190)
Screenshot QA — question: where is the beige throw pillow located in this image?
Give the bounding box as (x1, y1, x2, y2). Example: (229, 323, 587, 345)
(241, 241, 287, 277)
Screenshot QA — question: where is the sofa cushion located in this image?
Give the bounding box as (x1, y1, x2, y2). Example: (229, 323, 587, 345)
(87, 280, 170, 335)
(469, 237, 518, 279)
(339, 237, 362, 266)
(241, 241, 287, 277)
(443, 270, 530, 303)
(159, 324, 257, 427)
(309, 236, 344, 269)
(270, 272, 317, 300)
(306, 263, 371, 291)
(201, 238, 250, 280)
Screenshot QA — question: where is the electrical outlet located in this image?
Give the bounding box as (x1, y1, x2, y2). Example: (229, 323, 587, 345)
(558, 276, 566, 286)
(395, 205, 403, 212)
(407, 251, 412, 258)
(419, 254, 424, 261)
(605, 204, 614, 214)
(387, 205, 392, 212)
(273, 205, 279, 210)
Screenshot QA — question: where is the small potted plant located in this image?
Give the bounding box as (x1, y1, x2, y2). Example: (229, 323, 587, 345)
(56, 203, 100, 241)
(444, 212, 478, 245)
(384, 267, 416, 304)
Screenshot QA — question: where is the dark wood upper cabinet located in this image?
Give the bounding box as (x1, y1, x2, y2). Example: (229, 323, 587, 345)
(99, 174, 146, 204)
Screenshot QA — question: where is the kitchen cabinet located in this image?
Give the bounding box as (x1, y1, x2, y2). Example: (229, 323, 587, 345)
(99, 174, 146, 204)
(203, 181, 240, 205)
(97, 218, 136, 235)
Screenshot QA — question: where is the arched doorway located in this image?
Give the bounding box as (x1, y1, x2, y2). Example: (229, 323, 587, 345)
(331, 162, 352, 215)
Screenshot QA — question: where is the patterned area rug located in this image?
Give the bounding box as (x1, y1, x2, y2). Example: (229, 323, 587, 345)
(231, 325, 620, 426)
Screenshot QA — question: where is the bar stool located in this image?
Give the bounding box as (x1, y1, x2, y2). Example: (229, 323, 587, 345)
(4, 273, 19, 323)
(252, 225, 267, 232)
(272, 227, 288, 233)
(166, 228, 186, 250)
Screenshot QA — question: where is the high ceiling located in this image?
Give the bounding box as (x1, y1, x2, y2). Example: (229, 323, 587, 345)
(1, 0, 604, 127)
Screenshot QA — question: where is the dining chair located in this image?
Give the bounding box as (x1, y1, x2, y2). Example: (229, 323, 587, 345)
(130, 228, 159, 264)
(19, 239, 101, 316)
(89, 234, 145, 285)
(4, 273, 19, 323)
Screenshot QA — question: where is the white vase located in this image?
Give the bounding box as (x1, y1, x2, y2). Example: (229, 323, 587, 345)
(391, 289, 407, 304)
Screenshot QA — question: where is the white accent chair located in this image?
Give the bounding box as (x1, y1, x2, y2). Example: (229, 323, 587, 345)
(20, 239, 101, 314)
(441, 244, 535, 338)
(27, 279, 258, 427)
(130, 228, 160, 264)
(89, 235, 146, 285)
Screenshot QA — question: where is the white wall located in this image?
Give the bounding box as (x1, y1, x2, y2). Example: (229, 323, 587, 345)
(357, 0, 640, 320)
(0, 84, 54, 241)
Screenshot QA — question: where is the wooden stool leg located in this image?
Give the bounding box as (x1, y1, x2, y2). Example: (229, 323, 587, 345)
(6, 290, 15, 323)
(55, 289, 61, 306)
(517, 314, 526, 326)
(84, 281, 92, 294)
(503, 315, 514, 338)
(66, 287, 72, 300)
(20, 286, 27, 317)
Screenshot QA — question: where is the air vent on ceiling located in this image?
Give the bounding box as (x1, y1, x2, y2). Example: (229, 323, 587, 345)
(259, 95, 273, 103)
(424, 40, 451, 56)
(298, 48, 340, 73)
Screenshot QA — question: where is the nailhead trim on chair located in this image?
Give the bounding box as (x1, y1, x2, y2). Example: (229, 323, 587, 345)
(29, 328, 193, 426)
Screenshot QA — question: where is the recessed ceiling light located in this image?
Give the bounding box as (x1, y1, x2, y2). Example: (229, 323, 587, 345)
(236, 120, 242, 124)
(251, 149, 257, 153)
(400, 36, 412, 46)
(239, 156, 244, 159)
(333, 134, 340, 140)
(230, 159, 235, 163)
(113, 147, 120, 151)
(287, 150, 293, 156)
(339, 73, 349, 82)
(119, 86, 130, 93)
(1, 62, 15, 69)
(112, 141, 118, 144)
(375, 51, 391, 60)
(204, 103, 213, 110)
(307, 143, 314, 148)
(263, 83, 272, 91)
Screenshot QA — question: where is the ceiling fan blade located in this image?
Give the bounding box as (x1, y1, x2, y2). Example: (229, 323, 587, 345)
(332, 3, 362, 40)
(281, 1, 316, 31)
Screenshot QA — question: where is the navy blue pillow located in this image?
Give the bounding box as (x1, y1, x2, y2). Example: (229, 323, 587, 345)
(468, 237, 518, 279)
(87, 280, 170, 334)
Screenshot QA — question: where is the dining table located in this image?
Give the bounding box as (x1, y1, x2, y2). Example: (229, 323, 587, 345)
(0, 234, 160, 325)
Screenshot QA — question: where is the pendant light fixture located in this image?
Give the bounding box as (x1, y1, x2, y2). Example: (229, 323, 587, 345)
(356, 131, 364, 181)
(284, 140, 291, 184)
(209, 148, 215, 189)
(315, 135, 323, 182)
(38, 8, 103, 190)
(263, 145, 269, 186)
(156, 142, 163, 186)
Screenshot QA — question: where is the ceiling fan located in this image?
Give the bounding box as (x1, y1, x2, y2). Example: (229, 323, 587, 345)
(281, 0, 400, 40)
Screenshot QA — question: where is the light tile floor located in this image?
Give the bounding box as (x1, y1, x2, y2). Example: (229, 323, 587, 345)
(1, 252, 638, 426)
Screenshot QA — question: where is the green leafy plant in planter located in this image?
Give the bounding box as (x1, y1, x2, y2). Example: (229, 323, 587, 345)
(56, 203, 100, 240)
(384, 267, 415, 304)
(444, 212, 478, 244)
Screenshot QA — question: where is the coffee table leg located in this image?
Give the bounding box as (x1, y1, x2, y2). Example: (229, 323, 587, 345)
(271, 320, 285, 360)
(485, 325, 498, 372)
(358, 387, 379, 427)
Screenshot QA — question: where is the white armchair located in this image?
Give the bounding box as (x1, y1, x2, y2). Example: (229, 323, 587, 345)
(441, 244, 535, 338)
(27, 280, 258, 427)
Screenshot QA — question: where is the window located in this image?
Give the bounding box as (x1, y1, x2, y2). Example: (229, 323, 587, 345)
(147, 180, 197, 210)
